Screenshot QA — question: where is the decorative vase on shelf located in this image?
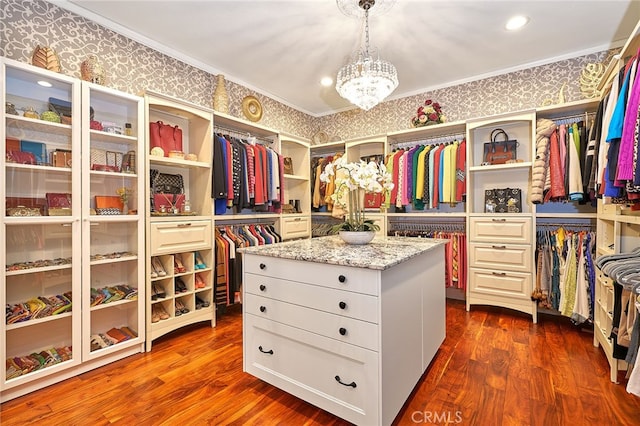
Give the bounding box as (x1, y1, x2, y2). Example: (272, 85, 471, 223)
(213, 74, 229, 114)
(81, 54, 106, 85)
(338, 230, 376, 245)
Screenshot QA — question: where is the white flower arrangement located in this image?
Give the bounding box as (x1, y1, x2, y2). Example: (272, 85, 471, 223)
(320, 156, 394, 232)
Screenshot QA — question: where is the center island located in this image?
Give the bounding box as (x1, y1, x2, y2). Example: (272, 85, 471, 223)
(240, 235, 446, 426)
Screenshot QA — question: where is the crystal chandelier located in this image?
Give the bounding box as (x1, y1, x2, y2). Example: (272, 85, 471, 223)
(336, 0, 398, 111)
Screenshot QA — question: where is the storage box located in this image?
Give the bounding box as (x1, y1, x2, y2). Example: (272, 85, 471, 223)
(51, 150, 72, 168)
(20, 140, 47, 165)
(5, 137, 20, 153)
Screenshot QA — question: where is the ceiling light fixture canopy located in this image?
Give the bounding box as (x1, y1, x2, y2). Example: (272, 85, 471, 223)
(335, 0, 398, 111)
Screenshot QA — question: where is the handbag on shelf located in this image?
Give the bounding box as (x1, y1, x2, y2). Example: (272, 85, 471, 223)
(484, 187, 522, 213)
(363, 192, 383, 210)
(6, 150, 36, 165)
(482, 128, 518, 165)
(46, 192, 72, 216)
(149, 121, 183, 156)
(150, 169, 184, 195)
(150, 169, 184, 212)
(153, 193, 186, 212)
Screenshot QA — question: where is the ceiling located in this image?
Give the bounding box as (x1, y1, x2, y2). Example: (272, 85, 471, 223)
(53, 0, 639, 117)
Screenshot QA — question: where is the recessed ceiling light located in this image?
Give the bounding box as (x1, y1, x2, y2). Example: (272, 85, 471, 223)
(320, 76, 333, 87)
(505, 15, 529, 31)
(37, 80, 53, 87)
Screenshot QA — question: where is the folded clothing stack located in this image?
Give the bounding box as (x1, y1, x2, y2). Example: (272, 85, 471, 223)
(6, 292, 72, 324)
(6, 345, 73, 379)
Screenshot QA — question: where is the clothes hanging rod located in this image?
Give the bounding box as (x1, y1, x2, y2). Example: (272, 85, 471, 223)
(551, 111, 596, 125)
(214, 125, 274, 144)
(215, 218, 277, 226)
(391, 133, 466, 149)
(535, 222, 596, 228)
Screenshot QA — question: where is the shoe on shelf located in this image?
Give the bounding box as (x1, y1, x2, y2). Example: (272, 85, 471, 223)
(152, 283, 166, 300)
(152, 257, 166, 277)
(150, 267, 158, 279)
(195, 296, 210, 309)
(176, 300, 189, 315)
(175, 278, 187, 293)
(151, 306, 160, 323)
(194, 273, 206, 289)
(174, 254, 186, 274)
(157, 304, 170, 320)
(194, 251, 206, 269)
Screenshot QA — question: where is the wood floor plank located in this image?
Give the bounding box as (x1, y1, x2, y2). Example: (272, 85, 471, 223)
(2, 301, 640, 425)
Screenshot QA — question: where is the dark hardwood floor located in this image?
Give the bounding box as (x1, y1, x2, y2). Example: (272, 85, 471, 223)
(2, 300, 639, 425)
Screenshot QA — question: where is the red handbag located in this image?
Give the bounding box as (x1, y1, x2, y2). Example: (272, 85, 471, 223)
(364, 192, 383, 209)
(149, 121, 183, 156)
(6, 150, 36, 164)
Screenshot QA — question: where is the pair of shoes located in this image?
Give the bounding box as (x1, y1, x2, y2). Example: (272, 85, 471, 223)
(194, 251, 206, 269)
(152, 304, 170, 322)
(175, 300, 189, 315)
(151, 283, 166, 300)
(194, 273, 206, 289)
(152, 257, 166, 277)
(195, 296, 210, 309)
(174, 255, 186, 274)
(175, 278, 187, 294)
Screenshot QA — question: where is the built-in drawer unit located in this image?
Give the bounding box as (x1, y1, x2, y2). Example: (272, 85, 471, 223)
(280, 215, 311, 240)
(244, 314, 378, 426)
(468, 242, 532, 272)
(469, 216, 532, 244)
(150, 220, 212, 254)
(469, 267, 532, 299)
(244, 273, 379, 323)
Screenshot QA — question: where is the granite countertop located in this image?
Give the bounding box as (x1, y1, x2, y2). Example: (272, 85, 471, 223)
(238, 236, 445, 270)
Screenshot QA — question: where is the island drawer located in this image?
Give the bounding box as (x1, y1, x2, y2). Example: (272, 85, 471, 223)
(244, 293, 379, 351)
(469, 242, 532, 272)
(244, 273, 379, 323)
(243, 254, 380, 296)
(244, 313, 378, 426)
(150, 220, 212, 254)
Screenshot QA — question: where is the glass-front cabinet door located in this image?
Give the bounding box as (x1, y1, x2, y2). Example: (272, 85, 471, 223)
(2, 58, 82, 390)
(81, 81, 145, 361)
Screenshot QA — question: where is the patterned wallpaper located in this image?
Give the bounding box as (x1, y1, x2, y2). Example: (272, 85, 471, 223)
(1, 0, 616, 142)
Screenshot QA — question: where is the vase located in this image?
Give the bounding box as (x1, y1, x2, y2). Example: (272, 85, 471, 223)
(213, 74, 229, 113)
(80, 55, 106, 85)
(338, 230, 375, 245)
(121, 203, 129, 215)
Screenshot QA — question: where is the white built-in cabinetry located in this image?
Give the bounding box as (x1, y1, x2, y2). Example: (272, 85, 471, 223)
(592, 18, 640, 383)
(144, 91, 214, 351)
(212, 112, 312, 241)
(1, 58, 146, 401)
(466, 111, 538, 322)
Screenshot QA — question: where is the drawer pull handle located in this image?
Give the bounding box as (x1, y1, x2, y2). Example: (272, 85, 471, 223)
(259, 306, 266, 313)
(492, 272, 506, 276)
(177, 223, 192, 228)
(339, 301, 347, 310)
(335, 375, 357, 388)
(338, 275, 346, 283)
(259, 263, 266, 270)
(259, 284, 266, 291)
(258, 345, 273, 355)
(492, 218, 506, 222)
(339, 327, 347, 336)
(294, 217, 301, 221)
(491, 245, 506, 249)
